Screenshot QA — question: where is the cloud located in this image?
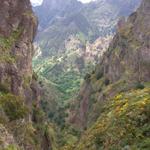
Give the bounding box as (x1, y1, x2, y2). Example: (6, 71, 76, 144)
(30, 0, 94, 6)
(80, 0, 93, 3)
(30, 0, 43, 6)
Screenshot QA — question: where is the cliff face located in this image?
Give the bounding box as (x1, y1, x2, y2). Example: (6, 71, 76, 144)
(0, 1, 51, 150)
(100, 0, 150, 83)
(0, 0, 38, 101)
(69, 0, 150, 129)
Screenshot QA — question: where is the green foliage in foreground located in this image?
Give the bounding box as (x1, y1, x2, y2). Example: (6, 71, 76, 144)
(63, 87, 150, 150)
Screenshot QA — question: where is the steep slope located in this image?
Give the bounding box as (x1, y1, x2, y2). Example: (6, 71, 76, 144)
(0, 0, 37, 102)
(69, 0, 150, 130)
(65, 87, 150, 150)
(0, 0, 53, 149)
(62, 0, 150, 149)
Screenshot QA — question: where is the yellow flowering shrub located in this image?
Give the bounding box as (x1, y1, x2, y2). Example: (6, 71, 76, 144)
(64, 88, 150, 150)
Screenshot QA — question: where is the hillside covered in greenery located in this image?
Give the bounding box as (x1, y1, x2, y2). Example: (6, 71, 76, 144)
(0, 0, 149, 150)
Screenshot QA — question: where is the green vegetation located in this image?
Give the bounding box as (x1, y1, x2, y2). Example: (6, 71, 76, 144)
(0, 29, 21, 51)
(52, 70, 82, 101)
(135, 82, 145, 90)
(63, 87, 150, 150)
(23, 75, 32, 88)
(104, 78, 110, 86)
(0, 94, 28, 121)
(0, 83, 10, 94)
(32, 1, 149, 150)
(2, 145, 18, 150)
(33, 56, 84, 102)
(96, 70, 103, 80)
(0, 55, 16, 64)
(76, 32, 87, 45)
(0, 29, 22, 63)
(32, 104, 45, 123)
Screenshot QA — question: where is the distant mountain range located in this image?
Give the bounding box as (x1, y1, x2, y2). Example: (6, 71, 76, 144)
(34, 0, 141, 55)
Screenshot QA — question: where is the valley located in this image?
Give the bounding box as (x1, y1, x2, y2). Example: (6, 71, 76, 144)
(0, 0, 149, 150)
(32, 0, 141, 118)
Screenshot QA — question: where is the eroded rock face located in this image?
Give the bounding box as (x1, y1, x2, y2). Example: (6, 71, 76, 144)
(0, 0, 38, 101)
(100, 0, 150, 83)
(0, 0, 47, 149)
(70, 0, 150, 129)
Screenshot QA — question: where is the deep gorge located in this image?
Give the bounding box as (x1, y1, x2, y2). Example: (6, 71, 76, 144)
(0, 0, 150, 150)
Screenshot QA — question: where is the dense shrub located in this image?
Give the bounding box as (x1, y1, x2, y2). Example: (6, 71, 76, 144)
(98, 88, 102, 92)
(84, 73, 91, 82)
(73, 88, 150, 150)
(32, 71, 38, 81)
(104, 78, 110, 85)
(92, 70, 95, 74)
(3, 145, 18, 150)
(0, 83, 9, 94)
(135, 82, 145, 89)
(32, 105, 45, 123)
(0, 94, 28, 121)
(96, 70, 103, 80)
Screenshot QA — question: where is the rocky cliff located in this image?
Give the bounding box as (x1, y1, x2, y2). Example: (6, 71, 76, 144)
(0, 0, 38, 105)
(69, 0, 150, 130)
(0, 0, 52, 149)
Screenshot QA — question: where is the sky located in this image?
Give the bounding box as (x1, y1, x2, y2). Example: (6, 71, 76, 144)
(31, 0, 93, 6)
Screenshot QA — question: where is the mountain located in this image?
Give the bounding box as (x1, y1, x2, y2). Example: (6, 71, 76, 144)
(0, 0, 149, 150)
(33, 0, 141, 105)
(0, 0, 53, 149)
(34, 0, 83, 29)
(68, 0, 150, 136)
(64, 0, 150, 149)
(34, 0, 141, 53)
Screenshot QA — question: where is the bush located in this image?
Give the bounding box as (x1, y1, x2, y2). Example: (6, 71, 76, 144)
(98, 88, 102, 92)
(92, 70, 95, 74)
(74, 88, 150, 150)
(104, 78, 110, 86)
(4, 145, 18, 150)
(32, 105, 45, 123)
(96, 70, 103, 80)
(0, 94, 28, 121)
(84, 73, 91, 81)
(32, 71, 38, 81)
(135, 82, 145, 89)
(0, 83, 9, 94)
